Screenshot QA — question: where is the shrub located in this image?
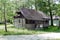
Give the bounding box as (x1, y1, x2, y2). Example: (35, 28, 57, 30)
(47, 26, 59, 32)
(0, 22, 4, 24)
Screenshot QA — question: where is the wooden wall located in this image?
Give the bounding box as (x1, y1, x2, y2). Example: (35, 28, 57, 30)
(14, 18, 49, 29)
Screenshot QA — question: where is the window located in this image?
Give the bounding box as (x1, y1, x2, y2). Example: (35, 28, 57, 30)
(19, 19, 20, 23)
(26, 19, 35, 24)
(45, 20, 48, 23)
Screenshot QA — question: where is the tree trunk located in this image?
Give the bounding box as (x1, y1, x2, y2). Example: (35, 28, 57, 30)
(4, 3, 7, 32)
(48, 0, 53, 26)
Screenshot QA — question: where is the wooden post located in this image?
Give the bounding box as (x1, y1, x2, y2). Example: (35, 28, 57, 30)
(21, 18, 23, 28)
(59, 20, 60, 27)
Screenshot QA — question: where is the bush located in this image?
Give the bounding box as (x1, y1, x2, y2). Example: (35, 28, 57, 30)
(44, 26, 59, 32)
(48, 26, 58, 31)
(7, 20, 12, 24)
(0, 22, 4, 24)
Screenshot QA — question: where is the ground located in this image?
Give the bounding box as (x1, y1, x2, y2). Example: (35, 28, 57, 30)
(0, 33, 60, 40)
(0, 24, 60, 40)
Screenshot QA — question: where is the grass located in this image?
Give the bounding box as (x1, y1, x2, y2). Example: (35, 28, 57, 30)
(0, 25, 48, 35)
(0, 24, 60, 35)
(0, 29, 34, 35)
(0, 25, 60, 40)
(0, 24, 4, 26)
(42, 26, 60, 32)
(7, 28, 47, 35)
(46, 39, 60, 40)
(0, 29, 47, 35)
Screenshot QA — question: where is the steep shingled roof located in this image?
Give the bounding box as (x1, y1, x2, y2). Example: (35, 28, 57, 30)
(14, 8, 49, 20)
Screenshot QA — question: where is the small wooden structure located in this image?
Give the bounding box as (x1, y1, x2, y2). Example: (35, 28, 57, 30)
(49, 15, 60, 26)
(14, 8, 49, 29)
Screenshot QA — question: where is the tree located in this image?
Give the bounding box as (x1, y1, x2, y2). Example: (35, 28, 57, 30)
(3, 2, 7, 32)
(35, 0, 37, 10)
(48, 0, 53, 26)
(0, 0, 60, 27)
(1, 0, 7, 32)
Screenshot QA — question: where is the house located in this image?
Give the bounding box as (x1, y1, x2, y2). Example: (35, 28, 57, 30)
(49, 15, 60, 26)
(14, 8, 50, 29)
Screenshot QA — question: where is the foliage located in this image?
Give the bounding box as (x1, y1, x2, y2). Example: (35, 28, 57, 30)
(55, 4, 60, 16)
(43, 26, 60, 32)
(0, 0, 28, 23)
(0, 0, 60, 23)
(0, 0, 60, 32)
(48, 26, 58, 31)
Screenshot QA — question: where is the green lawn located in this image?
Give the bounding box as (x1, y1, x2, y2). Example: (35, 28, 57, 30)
(0, 29, 47, 35)
(6, 28, 48, 35)
(0, 24, 60, 35)
(0, 24, 48, 35)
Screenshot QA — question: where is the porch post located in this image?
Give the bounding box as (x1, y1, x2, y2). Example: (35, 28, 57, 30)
(59, 20, 60, 27)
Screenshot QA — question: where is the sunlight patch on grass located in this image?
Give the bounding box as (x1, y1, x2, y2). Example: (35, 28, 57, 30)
(7, 27, 48, 35)
(0, 24, 48, 35)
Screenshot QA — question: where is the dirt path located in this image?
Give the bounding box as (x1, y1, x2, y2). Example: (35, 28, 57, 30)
(0, 33, 60, 40)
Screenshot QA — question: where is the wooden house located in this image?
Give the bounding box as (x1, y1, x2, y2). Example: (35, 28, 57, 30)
(14, 8, 50, 29)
